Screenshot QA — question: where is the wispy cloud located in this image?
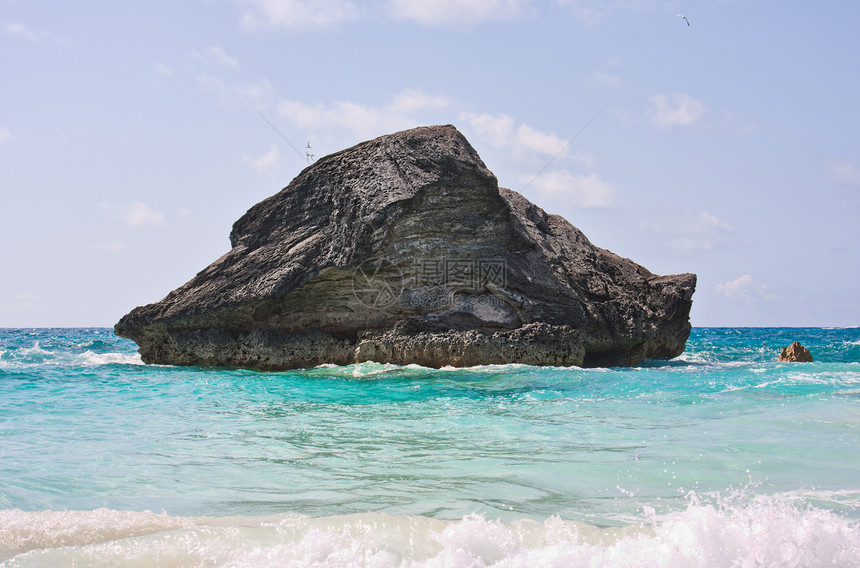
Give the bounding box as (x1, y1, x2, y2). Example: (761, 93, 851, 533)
(388, 0, 532, 26)
(151, 62, 176, 78)
(234, 0, 362, 31)
(558, 0, 672, 25)
(245, 144, 283, 173)
(458, 111, 616, 208)
(641, 211, 731, 252)
(714, 274, 753, 299)
(0, 127, 11, 145)
(192, 46, 240, 69)
(277, 88, 453, 139)
(668, 211, 731, 251)
(824, 158, 860, 188)
(460, 112, 569, 158)
(275, 90, 611, 210)
(715, 274, 777, 305)
(232, 0, 534, 30)
(524, 170, 615, 208)
(714, 274, 775, 305)
(2, 21, 74, 46)
(124, 202, 166, 227)
(648, 92, 706, 128)
(557, 0, 605, 25)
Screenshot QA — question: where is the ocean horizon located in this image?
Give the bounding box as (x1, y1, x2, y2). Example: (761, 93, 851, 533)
(1, 326, 859, 566)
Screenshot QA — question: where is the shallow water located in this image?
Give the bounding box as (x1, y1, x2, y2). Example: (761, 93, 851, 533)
(1, 327, 859, 566)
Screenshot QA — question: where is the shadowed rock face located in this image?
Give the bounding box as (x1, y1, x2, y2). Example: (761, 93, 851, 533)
(115, 125, 696, 369)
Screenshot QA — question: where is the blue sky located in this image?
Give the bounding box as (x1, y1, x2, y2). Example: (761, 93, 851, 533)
(1, 0, 858, 327)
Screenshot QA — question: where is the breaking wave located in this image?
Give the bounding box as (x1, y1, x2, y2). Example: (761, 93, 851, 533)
(2, 491, 859, 567)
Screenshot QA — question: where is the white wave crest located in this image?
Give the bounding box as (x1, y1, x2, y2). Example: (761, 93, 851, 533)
(2, 493, 859, 567)
(74, 350, 143, 366)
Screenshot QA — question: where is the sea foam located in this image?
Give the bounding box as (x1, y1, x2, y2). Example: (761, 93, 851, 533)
(2, 493, 859, 567)
(0, 344, 142, 369)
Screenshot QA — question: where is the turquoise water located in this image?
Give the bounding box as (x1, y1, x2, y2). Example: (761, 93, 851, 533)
(1, 328, 859, 566)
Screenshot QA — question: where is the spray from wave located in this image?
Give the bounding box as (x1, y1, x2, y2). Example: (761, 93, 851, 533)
(0, 343, 142, 369)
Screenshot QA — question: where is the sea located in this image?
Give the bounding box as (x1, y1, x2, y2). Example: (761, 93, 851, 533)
(0, 327, 858, 567)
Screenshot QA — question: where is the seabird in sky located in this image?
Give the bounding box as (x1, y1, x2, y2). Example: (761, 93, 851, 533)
(677, 14, 690, 26)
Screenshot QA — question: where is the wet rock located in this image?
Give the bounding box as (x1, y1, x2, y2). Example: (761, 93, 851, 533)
(778, 341, 814, 362)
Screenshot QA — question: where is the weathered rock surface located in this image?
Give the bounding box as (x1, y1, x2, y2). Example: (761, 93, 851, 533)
(115, 125, 696, 369)
(778, 341, 814, 362)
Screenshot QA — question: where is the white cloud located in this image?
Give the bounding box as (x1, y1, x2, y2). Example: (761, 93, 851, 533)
(388, 0, 531, 26)
(3, 21, 73, 46)
(558, 0, 670, 25)
(648, 92, 706, 127)
(277, 93, 592, 170)
(713, 274, 775, 305)
(824, 159, 860, 188)
(124, 202, 166, 227)
(232, 0, 532, 30)
(386, 89, 453, 115)
(245, 144, 282, 173)
(0, 127, 11, 145)
(525, 170, 614, 208)
(557, 0, 604, 24)
(151, 62, 175, 78)
(459, 112, 569, 158)
(714, 274, 753, 299)
(277, 88, 453, 140)
(193, 46, 240, 69)
(275, 91, 609, 205)
(235, 0, 362, 30)
(667, 211, 731, 251)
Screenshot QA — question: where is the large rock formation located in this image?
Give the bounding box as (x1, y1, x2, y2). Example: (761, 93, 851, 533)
(116, 125, 696, 369)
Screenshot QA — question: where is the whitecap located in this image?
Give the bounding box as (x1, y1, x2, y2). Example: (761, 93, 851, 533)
(75, 350, 144, 366)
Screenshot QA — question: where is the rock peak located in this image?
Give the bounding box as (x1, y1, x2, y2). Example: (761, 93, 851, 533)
(778, 341, 813, 362)
(116, 124, 696, 370)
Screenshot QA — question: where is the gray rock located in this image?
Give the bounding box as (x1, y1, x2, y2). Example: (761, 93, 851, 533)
(115, 125, 696, 369)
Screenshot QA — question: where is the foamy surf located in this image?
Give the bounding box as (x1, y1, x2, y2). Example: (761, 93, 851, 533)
(0, 343, 142, 369)
(2, 493, 859, 567)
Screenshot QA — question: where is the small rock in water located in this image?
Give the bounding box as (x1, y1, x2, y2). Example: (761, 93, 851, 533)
(777, 341, 813, 362)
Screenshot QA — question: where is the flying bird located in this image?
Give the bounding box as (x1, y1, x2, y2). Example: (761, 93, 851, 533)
(677, 14, 690, 26)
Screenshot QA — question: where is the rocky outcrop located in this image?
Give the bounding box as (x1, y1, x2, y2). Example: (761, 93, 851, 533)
(778, 342, 814, 362)
(115, 125, 696, 369)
